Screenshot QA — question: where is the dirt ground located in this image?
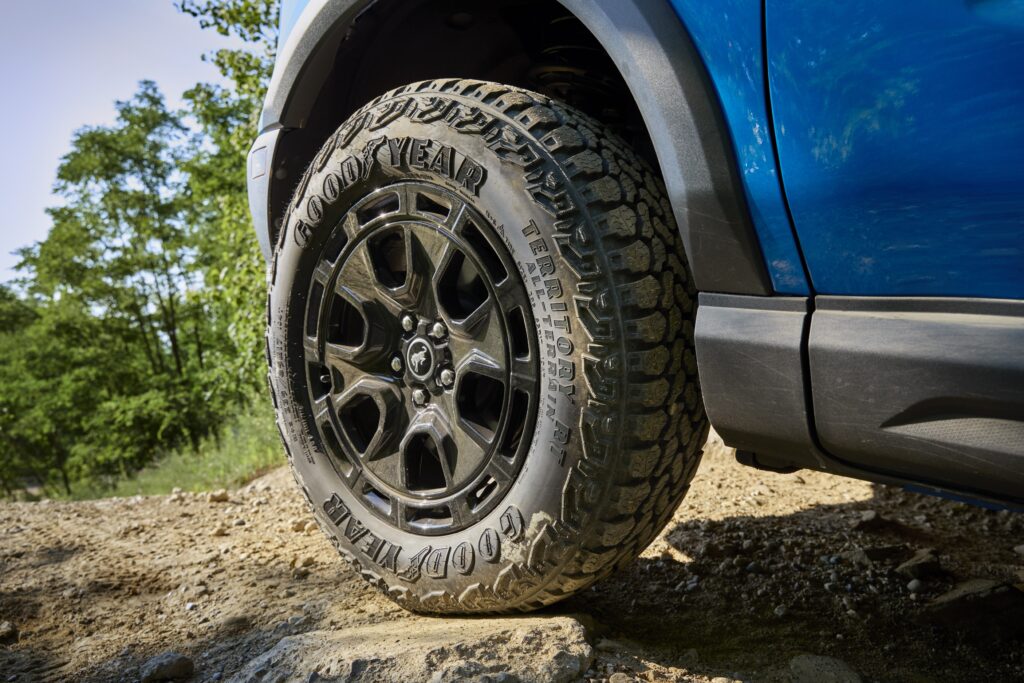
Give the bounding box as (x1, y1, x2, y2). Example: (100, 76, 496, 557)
(1, 433, 1022, 682)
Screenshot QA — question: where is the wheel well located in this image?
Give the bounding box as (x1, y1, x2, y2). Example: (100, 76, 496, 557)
(268, 0, 653, 245)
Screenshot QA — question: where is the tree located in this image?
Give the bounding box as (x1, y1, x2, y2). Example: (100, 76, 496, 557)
(0, 0, 282, 496)
(178, 0, 280, 396)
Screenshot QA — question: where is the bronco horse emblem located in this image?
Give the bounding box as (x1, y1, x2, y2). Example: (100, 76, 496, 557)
(410, 347, 428, 373)
(407, 340, 432, 379)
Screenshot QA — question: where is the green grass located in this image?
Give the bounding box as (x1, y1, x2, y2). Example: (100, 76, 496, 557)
(64, 399, 284, 500)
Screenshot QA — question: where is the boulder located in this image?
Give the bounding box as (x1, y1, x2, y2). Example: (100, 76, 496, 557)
(230, 615, 592, 683)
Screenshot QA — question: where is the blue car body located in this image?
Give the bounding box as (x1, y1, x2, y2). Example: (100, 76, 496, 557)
(251, 0, 1024, 505)
(674, 0, 1024, 299)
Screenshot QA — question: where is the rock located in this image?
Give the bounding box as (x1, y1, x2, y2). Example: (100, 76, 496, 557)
(233, 519, 246, 527)
(0, 621, 18, 645)
(907, 579, 923, 593)
(210, 526, 229, 537)
(789, 654, 862, 683)
(140, 652, 194, 682)
(896, 548, 941, 579)
(208, 489, 230, 503)
(839, 545, 908, 567)
(220, 615, 251, 633)
(609, 673, 633, 683)
(1014, 544, 1024, 557)
(851, 510, 886, 532)
(924, 579, 1024, 640)
(290, 519, 307, 532)
(231, 615, 592, 683)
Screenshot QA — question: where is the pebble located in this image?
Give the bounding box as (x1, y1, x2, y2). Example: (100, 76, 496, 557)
(220, 615, 251, 632)
(233, 519, 246, 527)
(608, 673, 633, 683)
(291, 518, 307, 532)
(210, 526, 229, 537)
(851, 510, 886, 532)
(907, 579, 923, 593)
(896, 548, 941, 579)
(207, 489, 230, 503)
(140, 652, 194, 682)
(0, 621, 18, 645)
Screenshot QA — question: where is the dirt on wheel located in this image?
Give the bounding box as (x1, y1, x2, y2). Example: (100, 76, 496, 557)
(1, 434, 1022, 682)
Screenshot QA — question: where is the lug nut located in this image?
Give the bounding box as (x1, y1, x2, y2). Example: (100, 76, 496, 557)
(431, 321, 447, 339)
(412, 388, 428, 406)
(440, 368, 455, 387)
(390, 356, 403, 373)
(401, 315, 416, 332)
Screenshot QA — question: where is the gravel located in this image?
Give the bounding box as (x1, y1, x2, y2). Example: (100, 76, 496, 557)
(0, 432, 1020, 682)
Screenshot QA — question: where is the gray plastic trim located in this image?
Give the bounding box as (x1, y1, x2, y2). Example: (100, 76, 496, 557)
(248, 128, 281, 261)
(810, 297, 1024, 502)
(695, 293, 815, 460)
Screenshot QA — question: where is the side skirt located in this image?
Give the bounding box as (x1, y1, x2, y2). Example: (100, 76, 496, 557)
(695, 293, 1024, 506)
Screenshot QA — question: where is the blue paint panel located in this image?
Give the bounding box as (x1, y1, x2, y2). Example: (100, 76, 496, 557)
(669, 0, 809, 294)
(767, 1, 1024, 298)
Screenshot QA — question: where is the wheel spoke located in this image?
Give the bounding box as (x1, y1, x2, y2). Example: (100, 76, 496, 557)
(438, 391, 489, 483)
(408, 227, 453, 313)
(337, 242, 406, 317)
(457, 349, 506, 383)
(334, 376, 403, 462)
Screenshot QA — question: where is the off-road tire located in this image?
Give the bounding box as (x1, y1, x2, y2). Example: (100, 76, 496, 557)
(267, 78, 708, 614)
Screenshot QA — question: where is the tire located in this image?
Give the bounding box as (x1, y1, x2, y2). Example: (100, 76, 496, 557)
(267, 79, 708, 614)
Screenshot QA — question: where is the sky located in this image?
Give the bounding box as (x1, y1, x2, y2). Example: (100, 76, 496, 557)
(0, 0, 246, 284)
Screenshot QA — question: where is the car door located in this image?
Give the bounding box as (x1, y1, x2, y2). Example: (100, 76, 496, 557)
(766, 0, 1024, 499)
(766, 0, 1024, 298)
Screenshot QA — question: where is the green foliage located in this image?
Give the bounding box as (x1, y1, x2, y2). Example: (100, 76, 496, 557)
(0, 0, 282, 498)
(59, 398, 282, 500)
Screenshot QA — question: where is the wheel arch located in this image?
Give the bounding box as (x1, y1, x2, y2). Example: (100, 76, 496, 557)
(249, 0, 771, 295)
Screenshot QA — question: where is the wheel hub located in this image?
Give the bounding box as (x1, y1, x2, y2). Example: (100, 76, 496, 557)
(302, 182, 539, 535)
(405, 337, 436, 383)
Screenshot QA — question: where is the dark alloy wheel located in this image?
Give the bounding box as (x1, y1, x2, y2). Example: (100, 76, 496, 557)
(267, 79, 708, 614)
(305, 182, 538, 536)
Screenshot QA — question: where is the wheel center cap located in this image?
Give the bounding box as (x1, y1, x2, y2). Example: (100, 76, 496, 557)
(406, 337, 435, 382)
